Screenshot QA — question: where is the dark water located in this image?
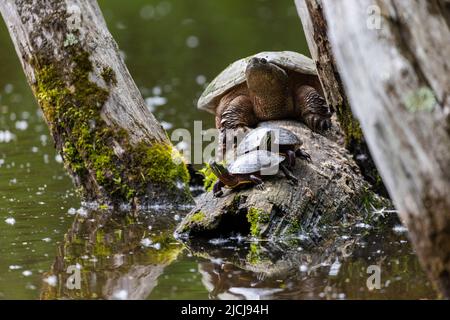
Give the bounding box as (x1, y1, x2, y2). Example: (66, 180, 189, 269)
(0, 0, 435, 299)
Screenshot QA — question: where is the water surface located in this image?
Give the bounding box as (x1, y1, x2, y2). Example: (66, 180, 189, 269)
(0, 0, 435, 299)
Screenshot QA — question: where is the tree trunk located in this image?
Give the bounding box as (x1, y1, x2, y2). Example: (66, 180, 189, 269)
(0, 0, 192, 206)
(295, 0, 386, 195)
(318, 0, 450, 297)
(176, 120, 390, 240)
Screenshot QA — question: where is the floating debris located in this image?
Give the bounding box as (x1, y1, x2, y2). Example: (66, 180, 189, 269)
(113, 289, 128, 300)
(5, 217, 16, 225)
(329, 259, 341, 277)
(186, 35, 199, 48)
(0, 130, 14, 143)
(393, 225, 408, 234)
(355, 222, 372, 229)
(43, 275, 57, 287)
(140, 238, 153, 247)
(9, 265, 22, 270)
(15, 120, 28, 130)
(299, 265, 308, 272)
(22, 270, 32, 277)
(145, 96, 167, 111)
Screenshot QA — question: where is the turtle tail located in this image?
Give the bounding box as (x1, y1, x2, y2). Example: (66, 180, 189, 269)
(296, 85, 332, 132)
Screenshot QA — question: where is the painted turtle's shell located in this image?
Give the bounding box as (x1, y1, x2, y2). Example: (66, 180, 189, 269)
(237, 127, 302, 155)
(198, 51, 317, 114)
(228, 150, 285, 175)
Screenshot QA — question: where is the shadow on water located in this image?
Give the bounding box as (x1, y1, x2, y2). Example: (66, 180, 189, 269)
(41, 207, 436, 300)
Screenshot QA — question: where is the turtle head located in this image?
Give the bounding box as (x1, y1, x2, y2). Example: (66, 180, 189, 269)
(245, 57, 289, 96)
(209, 161, 238, 187)
(209, 161, 227, 176)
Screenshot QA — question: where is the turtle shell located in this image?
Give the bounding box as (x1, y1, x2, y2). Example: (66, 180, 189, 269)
(228, 150, 285, 175)
(237, 127, 302, 155)
(198, 51, 317, 114)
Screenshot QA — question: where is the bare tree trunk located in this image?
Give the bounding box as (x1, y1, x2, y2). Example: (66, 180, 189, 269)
(315, 0, 450, 297)
(0, 0, 192, 206)
(295, 0, 386, 195)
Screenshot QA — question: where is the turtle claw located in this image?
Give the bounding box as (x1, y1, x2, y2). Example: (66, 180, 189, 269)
(214, 190, 224, 198)
(255, 183, 265, 191)
(320, 118, 332, 131)
(296, 149, 312, 163)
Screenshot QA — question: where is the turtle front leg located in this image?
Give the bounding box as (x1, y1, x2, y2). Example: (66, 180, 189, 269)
(280, 164, 299, 184)
(286, 149, 296, 169)
(295, 85, 332, 132)
(216, 94, 258, 157)
(213, 180, 225, 197)
(249, 174, 265, 190)
(295, 148, 312, 163)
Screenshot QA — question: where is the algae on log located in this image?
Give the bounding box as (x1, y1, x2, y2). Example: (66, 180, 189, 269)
(0, 0, 191, 205)
(319, 0, 450, 297)
(295, 0, 386, 195)
(176, 120, 391, 239)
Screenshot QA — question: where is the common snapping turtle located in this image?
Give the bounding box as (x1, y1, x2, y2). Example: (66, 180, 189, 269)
(237, 127, 311, 168)
(210, 150, 297, 197)
(198, 51, 332, 144)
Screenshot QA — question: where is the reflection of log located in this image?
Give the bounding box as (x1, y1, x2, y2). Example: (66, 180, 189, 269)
(0, 1, 191, 205)
(176, 120, 390, 239)
(311, 1, 450, 297)
(40, 210, 183, 300)
(295, 0, 385, 195)
(190, 222, 433, 299)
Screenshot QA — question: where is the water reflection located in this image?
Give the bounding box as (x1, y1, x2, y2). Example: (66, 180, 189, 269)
(41, 208, 186, 300)
(40, 207, 435, 300)
(188, 227, 436, 300)
(0, 0, 436, 299)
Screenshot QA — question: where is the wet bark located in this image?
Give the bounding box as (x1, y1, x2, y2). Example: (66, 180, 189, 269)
(295, 0, 387, 196)
(176, 120, 390, 240)
(318, 0, 450, 298)
(0, 0, 191, 206)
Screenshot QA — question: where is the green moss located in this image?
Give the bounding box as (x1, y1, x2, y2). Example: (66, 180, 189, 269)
(145, 233, 185, 264)
(247, 243, 261, 265)
(133, 142, 190, 186)
(246, 207, 270, 237)
(199, 162, 219, 191)
(101, 66, 117, 86)
(32, 47, 190, 203)
(190, 211, 206, 223)
(336, 102, 363, 147)
(93, 230, 111, 257)
(286, 219, 302, 236)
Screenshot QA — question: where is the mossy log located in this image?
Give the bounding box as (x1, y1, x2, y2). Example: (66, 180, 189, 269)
(319, 0, 450, 297)
(176, 120, 390, 239)
(295, 0, 386, 195)
(0, 0, 191, 206)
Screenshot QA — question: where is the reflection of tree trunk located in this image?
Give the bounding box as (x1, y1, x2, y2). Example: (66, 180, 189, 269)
(40, 209, 183, 300)
(303, 0, 450, 297)
(0, 1, 191, 205)
(295, 0, 386, 195)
